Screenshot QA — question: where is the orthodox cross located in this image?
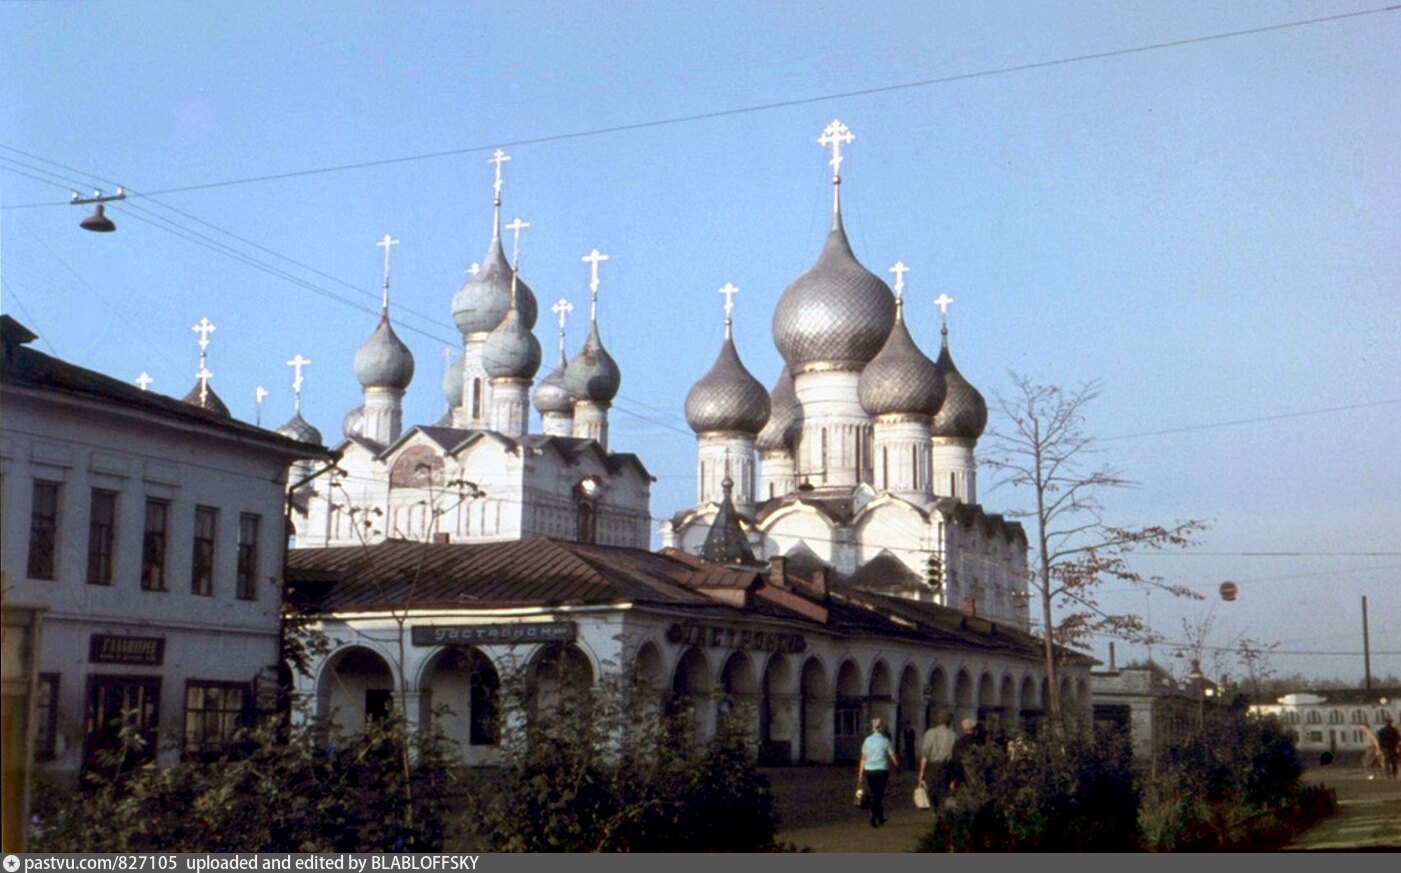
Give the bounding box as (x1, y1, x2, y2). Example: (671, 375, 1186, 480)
(718, 282, 739, 336)
(888, 262, 909, 301)
(376, 233, 399, 311)
(192, 317, 216, 351)
(934, 292, 955, 336)
(488, 148, 511, 199)
(287, 353, 311, 410)
(134, 372, 153, 392)
(196, 366, 213, 406)
(818, 119, 855, 179)
(504, 217, 529, 267)
(255, 385, 269, 425)
(467, 262, 480, 277)
(551, 298, 574, 363)
(582, 248, 609, 320)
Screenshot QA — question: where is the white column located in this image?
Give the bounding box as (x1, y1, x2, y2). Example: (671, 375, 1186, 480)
(362, 386, 404, 445)
(697, 432, 757, 513)
(758, 450, 796, 503)
(872, 415, 932, 499)
(931, 436, 977, 503)
(573, 400, 610, 450)
(489, 377, 530, 437)
(541, 409, 574, 437)
(793, 370, 870, 490)
(461, 334, 493, 429)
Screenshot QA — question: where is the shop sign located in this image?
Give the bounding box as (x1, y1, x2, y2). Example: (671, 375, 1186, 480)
(666, 622, 805, 654)
(412, 622, 578, 646)
(89, 634, 165, 665)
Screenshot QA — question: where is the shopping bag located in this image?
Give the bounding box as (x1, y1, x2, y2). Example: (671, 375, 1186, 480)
(854, 788, 870, 809)
(913, 780, 931, 809)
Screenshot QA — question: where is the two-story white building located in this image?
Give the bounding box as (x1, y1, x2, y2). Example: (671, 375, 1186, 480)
(1, 316, 332, 784)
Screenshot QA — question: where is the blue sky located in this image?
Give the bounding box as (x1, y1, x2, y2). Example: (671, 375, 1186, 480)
(4, 0, 1398, 683)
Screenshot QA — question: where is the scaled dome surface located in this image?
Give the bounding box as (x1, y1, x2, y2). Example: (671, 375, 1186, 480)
(755, 366, 801, 453)
(532, 362, 574, 414)
(181, 383, 231, 417)
(450, 238, 539, 336)
(442, 355, 464, 409)
(930, 338, 987, 439)
(342, 404, 366, 438)
(354, 316, 415, 390)
(277, 410, 324, 445)
(684, 335, 770, 435)
(772, 214, 895, 371)
(564, 322, 621, 402)
(482, 305, 542, 380)
(858, 309, 943, 417)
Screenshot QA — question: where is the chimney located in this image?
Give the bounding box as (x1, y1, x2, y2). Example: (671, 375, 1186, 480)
(767, 555, 788, 589)
(812, 567, 828, 598)
(432, 532, 450, 545)
(1109, 642, 1117, 672)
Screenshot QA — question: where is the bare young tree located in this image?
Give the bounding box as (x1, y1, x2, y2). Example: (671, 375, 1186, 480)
(983, 375, 1207, 716)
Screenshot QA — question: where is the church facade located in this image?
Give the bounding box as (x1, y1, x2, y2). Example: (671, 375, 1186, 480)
(288, 155, 652, 552)
(662, 120, 1030, 628)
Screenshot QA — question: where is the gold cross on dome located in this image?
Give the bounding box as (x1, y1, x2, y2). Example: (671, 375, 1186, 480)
(488, 148, 511, 198)
(718, 282, 739, 319)
(551, 298, 574, 330)
(582, 248, 609, 294)
(934, 292, 955, 318)
(135, 372, 154, 391)
(286, 354, 311, 394)
(504, 217, 529, 266)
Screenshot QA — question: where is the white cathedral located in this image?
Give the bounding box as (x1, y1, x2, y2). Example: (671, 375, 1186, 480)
(661, 120, 1030, 628)
(281, 120, 1028, 630)
(285, 153, 652, 551)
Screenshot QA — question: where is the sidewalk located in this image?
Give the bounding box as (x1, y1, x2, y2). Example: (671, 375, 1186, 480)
(763, 762, 1401, 852)
(1281, 766, 1401, 851)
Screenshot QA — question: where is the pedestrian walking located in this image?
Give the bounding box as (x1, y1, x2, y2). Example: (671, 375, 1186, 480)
(916, 712, 957, 805)
(857, 717, 899, 827)
(1377, 714, 1400, 780)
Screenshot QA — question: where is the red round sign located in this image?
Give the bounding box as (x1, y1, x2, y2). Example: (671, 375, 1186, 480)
(1219, 581, 1238, 602)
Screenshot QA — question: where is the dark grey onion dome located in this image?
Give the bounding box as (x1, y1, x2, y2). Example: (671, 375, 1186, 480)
(756, 366, 801, 452)
(442, 354, 464, 408)
(563, 322, 620, 402)
(685, 335, 770, 434)
(930, 332, 987, 439)
(354, 315, 415, 390)
(181, 383, 230, 417)
(532, 362, 574, 414)
(276, 410, 323, 445)
(342, 404, 366, 438)
(858, 306, 943, 417)
(772, 213, 896, 370)
(450, 237, 539, 336)
(482, 305, 542, 379)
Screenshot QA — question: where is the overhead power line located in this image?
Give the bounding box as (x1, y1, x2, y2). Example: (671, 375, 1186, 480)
(3, 4, 1397, 209)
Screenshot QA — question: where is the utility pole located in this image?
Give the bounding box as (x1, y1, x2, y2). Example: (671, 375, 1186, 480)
(1362, 596, 1372, 691)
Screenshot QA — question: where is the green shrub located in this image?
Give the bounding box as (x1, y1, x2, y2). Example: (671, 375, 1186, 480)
(30, 713, 456, 853)
(917, 722, 1140, 852)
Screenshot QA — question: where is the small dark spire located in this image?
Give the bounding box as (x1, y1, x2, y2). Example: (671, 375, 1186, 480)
(701, 477, 757, 566)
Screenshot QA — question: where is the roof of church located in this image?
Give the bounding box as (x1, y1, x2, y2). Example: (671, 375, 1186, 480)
(365, 425, 653, 479)
(2, 316, 334, 461)
(699, 480, 759, 566)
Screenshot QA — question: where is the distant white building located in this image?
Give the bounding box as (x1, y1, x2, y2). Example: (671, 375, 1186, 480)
(290, 158, 651, 551)
(1252, 687, 1400, 758)
(662, 120, 1029, 627)
(0, 316, 330, 784)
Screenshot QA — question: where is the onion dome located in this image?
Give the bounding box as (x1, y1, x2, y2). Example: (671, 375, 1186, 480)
(353, 315, 415, 390)
(772, 212, 896, 371)
(450, 238, 539, 336)
(756, 366, 801, 452)
(182, 383, 230, 417)
(482, 303, 542, 379)
(564, 322, 620, 402)
(532, 362, 574, 414)
(685, 334, 770, 434)
(858, 302, 943, 417)
(342, 404, 366, 438)
(276, 410, 323, 445)
(930, 328, 987, 439)
(442, 355, 464, 409)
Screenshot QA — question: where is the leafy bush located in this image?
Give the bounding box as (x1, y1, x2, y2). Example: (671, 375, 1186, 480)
(30, 713, 456, 853)
(917, 722, 1140, 852)
(465, 681, 780, 852)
